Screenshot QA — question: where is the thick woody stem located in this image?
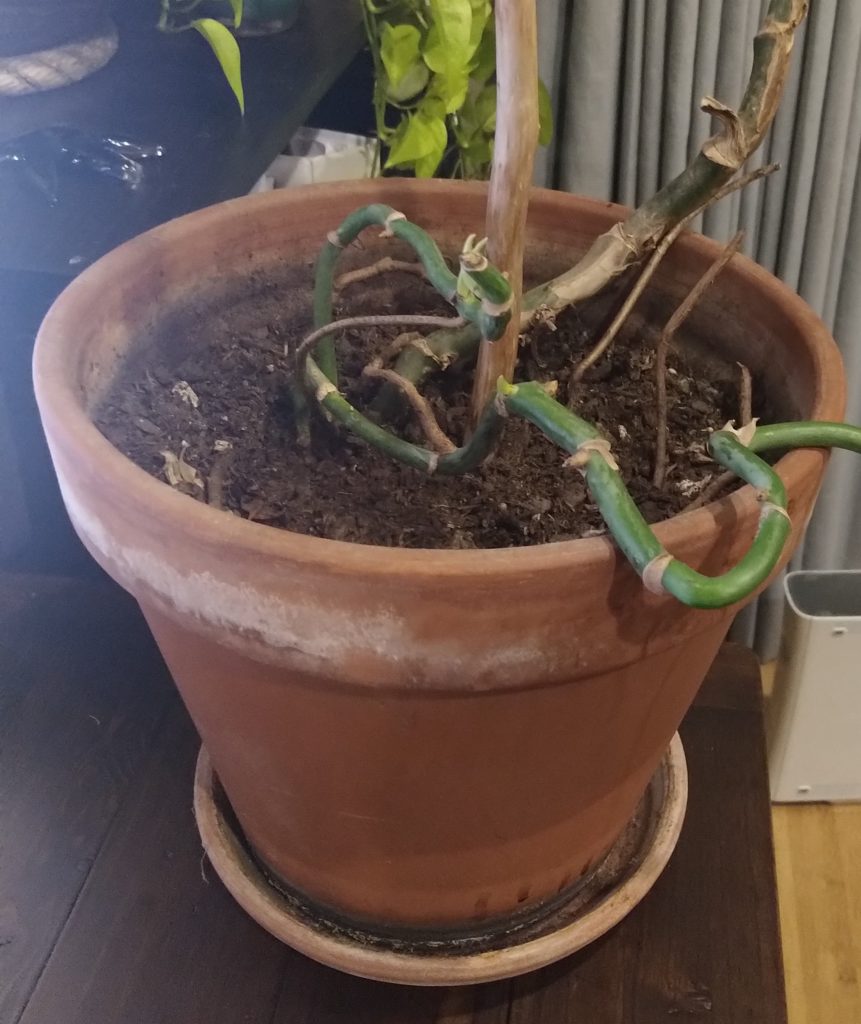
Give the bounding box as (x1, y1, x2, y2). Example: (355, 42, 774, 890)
(470, 0, 539, 422)
(534, 0, 807, 316)
(653, 230, 745, 489)
(572, 165, 776, 382)
(387, 161, 779, 400)
(385, 1, 806, 397)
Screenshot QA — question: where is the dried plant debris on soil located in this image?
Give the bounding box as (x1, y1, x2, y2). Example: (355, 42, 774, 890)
(96, 264, 749, 550)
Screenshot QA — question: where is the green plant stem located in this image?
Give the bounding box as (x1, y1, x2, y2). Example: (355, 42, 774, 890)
(313, 354, 861, 607)
(312, 204, 513, 396)
(749, 421, 861, 456)
(502, 380, 792, 608)
(313, 203, 459, 383)
(303, 354, 503, 475)
(382, 0, 807, 397)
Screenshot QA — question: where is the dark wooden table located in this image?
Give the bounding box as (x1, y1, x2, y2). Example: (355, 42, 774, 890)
(0, 574, 787, 1024)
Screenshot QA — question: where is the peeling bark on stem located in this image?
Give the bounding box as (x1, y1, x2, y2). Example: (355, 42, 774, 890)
(572, 165, 777, 382)
(385, 0, 806, 395)
(470, 0, 539, 423)
(524, 0, 806, 317)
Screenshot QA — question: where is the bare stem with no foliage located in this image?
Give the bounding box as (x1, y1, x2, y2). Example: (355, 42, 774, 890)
(653, 230, 746, 489)
(335, 257, 426, 291)
(470, 0, 539, 422)
(572, 164, 777, 382)
(531, 0, 807, 320)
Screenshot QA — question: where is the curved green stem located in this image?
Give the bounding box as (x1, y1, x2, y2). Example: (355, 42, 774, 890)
(503, 381, 794, 608)
(305, 216, 861, 612)
(305, 348, 861, 606)
(313, 204, 458, 383)
(303, 354, 503, 475)
(749, 421, 861, 456)
(312, 204, 513, 384)
(496, 398, 861, 608)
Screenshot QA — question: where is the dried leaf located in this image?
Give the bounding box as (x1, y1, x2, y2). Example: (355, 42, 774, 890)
(172, 380, 200, 408)
(721, 418, 760, 447)
(161, 448, 204, 492)
(701, 96, 745, 170)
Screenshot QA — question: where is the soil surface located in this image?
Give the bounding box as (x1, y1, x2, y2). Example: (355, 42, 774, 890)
(96, 263, 749, 549)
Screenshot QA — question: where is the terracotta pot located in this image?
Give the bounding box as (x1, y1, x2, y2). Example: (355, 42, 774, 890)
(33, 181, 844, 934)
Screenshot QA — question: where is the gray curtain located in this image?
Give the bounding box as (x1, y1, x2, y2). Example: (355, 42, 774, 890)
(535, 0, 861, 659)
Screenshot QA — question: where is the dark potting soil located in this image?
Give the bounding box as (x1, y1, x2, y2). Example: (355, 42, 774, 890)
(95, 262, 748, 550)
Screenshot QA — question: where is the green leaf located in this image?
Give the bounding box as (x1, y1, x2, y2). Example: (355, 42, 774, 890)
(414, 148, 444, 178)
(461, 135, 493, 178)
(381, 23, 422, 88)
(428, 69, 469, 113)
(192, 19, 244, 113)
(468, 0, 491, 52)
(469, 14, 495, 85)
(386, 61, 430, 102)
(429, 0, 472, 54)
(385, 106, 447, 176)
(538, 78, 554, 146)
(422, 24, 447, 74)
(228, 0, 243, 29)
(463, 136, 492, 165)
(425, 0, 472, 75)
(474, 82, 496, 132)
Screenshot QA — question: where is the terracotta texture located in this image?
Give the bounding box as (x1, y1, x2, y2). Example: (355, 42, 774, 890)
(193, 738, 688, 984)
(33, 181, 845, 931)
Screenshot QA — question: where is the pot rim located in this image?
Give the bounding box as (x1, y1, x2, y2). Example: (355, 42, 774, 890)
(33, 179, 847, 583)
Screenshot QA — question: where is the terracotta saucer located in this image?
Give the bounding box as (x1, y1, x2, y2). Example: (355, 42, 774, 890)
(194, 735, 687, 986)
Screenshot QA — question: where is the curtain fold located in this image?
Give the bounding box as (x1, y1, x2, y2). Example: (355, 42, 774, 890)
(536, 0, 861, 658)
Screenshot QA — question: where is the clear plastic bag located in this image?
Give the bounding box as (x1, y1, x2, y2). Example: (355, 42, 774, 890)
(0, 126, 164, 203)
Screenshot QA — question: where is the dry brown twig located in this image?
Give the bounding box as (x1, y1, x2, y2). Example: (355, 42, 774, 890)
(684, 469, 735, 512)
(378, 331, 451, 368)
(290, 314, 465, 367)
(652, 229, 746, 490)
(334, 257, 426, 291)
(206, 446, 234, 510)
(683, 361, 755, 511)
(572, 164, 777, 382)
(362, 365, 455, 454)
(738, 361, 753, 425)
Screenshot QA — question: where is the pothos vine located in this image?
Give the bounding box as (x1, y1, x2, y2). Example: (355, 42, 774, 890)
(361, 0, 552, 179)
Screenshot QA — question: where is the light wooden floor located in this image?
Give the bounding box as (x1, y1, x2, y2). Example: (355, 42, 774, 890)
(764, 663, 861, 1024)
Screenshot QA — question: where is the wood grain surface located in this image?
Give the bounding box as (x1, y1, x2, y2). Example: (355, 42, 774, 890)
(0, 575, 786, 1023)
